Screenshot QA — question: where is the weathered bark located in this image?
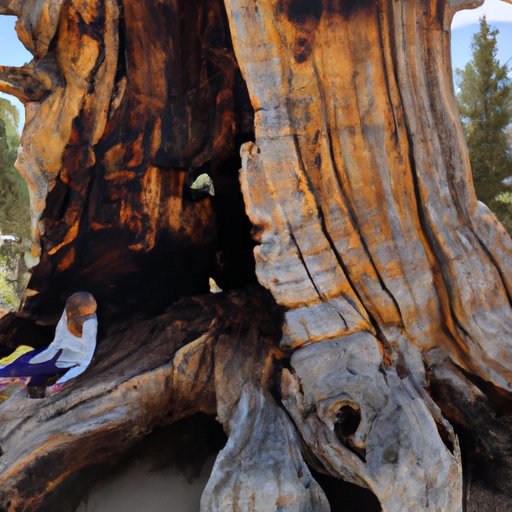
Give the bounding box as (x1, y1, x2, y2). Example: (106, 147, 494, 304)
(0, 64, 51, 103)
(1, 0, 512, 511)
(281, 335, 462, 511)
(231, 0, 512, 387)
(227, 0, 512, 507)
(0, 289, 289, 511)
(1, 0, 255, 324)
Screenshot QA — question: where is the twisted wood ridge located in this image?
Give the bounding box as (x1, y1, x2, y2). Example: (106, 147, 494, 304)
(1, 1, 512, 511)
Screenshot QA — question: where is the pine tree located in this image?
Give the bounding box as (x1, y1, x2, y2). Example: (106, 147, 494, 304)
(0, 97, 30, 238)
(456, 17, 512, 231)
(0, 97, 30, 309)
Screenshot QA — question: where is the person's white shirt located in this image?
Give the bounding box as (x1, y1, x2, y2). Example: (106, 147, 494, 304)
(29, 311, 97, 384)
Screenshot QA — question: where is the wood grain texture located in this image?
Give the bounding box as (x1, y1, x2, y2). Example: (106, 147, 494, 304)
(16, 0, 118, 254)
(225, 0, 512, 508)
(201, 386, 330, 512)
(0, 289, 287, 512)
(2, 0, 255, 323)
(282, 334, 462, 512)
(228, 0, 512, 388)
(1, 0, 512, 510)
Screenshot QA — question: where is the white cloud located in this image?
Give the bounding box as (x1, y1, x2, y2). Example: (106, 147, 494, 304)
(452, 0, 512, 28)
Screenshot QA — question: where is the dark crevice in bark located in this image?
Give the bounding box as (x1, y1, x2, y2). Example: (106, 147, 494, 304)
(383, 16, 470, 366)
(434, 417, 455, 454)
(455, 364, 512, 412)
(471, 231, 512, 307)
(15, 0, 258, 329)
(114, 0, 127, 83)
(462, 434, 472, 512)
(311, 61, 405, 331)
(310, 468, 382, 512)
(333, 405, 367, 462)
(287, 222, 327, 302)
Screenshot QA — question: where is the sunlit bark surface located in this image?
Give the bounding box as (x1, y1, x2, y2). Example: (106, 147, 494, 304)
(0, 1, 511, 511)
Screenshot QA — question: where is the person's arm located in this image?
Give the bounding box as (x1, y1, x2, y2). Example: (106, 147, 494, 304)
(29, 313, 67, 364)
(55, 317, 97, 384)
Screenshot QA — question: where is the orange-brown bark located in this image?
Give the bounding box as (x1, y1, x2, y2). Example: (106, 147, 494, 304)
(0, 289, 286, 511)
(6, 0, 255, 324)
(228, 0, 512, 388)
(226, 0, 512, 507)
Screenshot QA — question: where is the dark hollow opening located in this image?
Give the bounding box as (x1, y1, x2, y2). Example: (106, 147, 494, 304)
(311, 469, 382, 512)
(334, 405, 361, 440)
(18, 0, 258, 328)
(40, 414, 227, 512)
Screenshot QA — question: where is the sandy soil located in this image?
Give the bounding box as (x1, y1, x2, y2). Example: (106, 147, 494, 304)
(76, 455, 215, 512)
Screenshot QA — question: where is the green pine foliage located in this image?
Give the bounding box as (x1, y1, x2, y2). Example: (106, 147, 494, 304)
(0, 97, 30, 311)
(456, 17, 512, 232)
(0, 98, 30, 238)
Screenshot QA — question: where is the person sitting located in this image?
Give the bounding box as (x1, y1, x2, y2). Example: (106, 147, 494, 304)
(0, 291, 98, 398)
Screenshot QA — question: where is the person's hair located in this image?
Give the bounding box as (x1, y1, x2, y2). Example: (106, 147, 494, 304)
(65, 292, 97, 318)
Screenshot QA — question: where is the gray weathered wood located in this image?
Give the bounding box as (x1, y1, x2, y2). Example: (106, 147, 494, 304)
(282, 333, 462, 512)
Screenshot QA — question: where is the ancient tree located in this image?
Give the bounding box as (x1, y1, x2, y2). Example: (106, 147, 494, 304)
(0, 0, 511, 511)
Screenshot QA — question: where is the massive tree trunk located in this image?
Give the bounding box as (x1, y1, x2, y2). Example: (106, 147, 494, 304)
(1, 0, 511, 511)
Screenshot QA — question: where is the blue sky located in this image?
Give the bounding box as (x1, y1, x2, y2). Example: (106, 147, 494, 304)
(0, 4, 511, 130)
(452, 21, 512, 87)
(0, 16, 31, 129)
